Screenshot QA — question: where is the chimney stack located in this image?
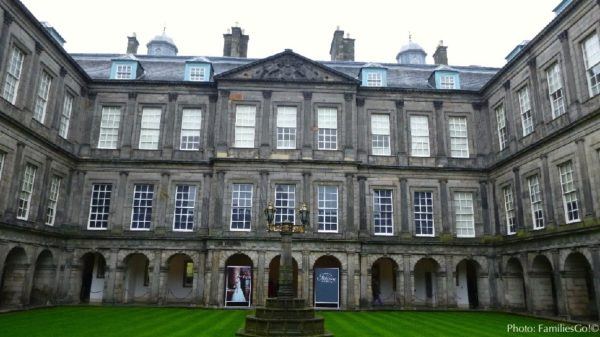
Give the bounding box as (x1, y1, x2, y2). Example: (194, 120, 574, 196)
(329, 28, 355, 61)
(433, 40, 448, 65)
(223, 26, 249, 58)
(127, 34, 139, 54)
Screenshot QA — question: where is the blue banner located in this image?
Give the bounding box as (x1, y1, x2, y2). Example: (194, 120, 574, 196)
(314, 268, 339, 306)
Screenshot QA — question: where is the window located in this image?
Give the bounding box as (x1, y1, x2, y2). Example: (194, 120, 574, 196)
(495, 104, 508, 151)
(440, 75, 456, 89)
(410, 116, 430, 157)
(180, 108, 202, 150)
(231, 184, 253, 231)
(275, 184, 295, 224)
(546, 63, 566, 118)
(173, 185, 196, 231)
(318, 186, 338, 233)
(33, 71, 52, 123)
(115, 64, 132, 79)
(503, 186, 516, 235)
(276, 106, 297, 149)
(88, 184, 112, 229)
(45, 176, 61, 226)
(517, 86, 534, 136)
(527, 175, 544, 230)
(317, 108, 337, 150)
(454, 192, 474, 237)
(189, 66, 205, 81)
(366, 72, 383, 87)
(59, 93, 74, 138)
(582, 33, 600, 97)
(2, 46, 25, 104)
(371, 114, 390, 155)
(131, 184, 154, 230)
(558, 162, 580, 223)
(139, 108, 161, 150)
(448, 117, 469, 158)
(373, 189, 393, 235)
(17, 164, 36, 220)
(98, 107, 121, 149)
(183, 261, 194, 287)
(234, 105, 256, 148)
(414, 191, 434, 236)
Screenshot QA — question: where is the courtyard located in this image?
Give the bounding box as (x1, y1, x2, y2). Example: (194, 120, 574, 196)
(0, 306, 597, 337)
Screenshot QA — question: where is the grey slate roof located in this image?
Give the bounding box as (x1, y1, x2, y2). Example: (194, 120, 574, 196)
(71, 53, 498, 91)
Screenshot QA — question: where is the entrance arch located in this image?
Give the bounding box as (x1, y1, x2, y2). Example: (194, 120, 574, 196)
(413, 257, 441, 307)
(456, 259, 480, 309)
(313, 255, 341, 308)
(224, 253, 253, 307)
(0, 247, 28, 308)
(371, 257, 397, 306)
(504, 257, 526, 311)
(123, 253, 150, 303)
(531, 255, 557, 316)
(165, 253, 194, 303)
(30, 250, 56, 305)
(80, 252, 106, 303)
(563, 252, 597, 320)
(268, 255, 298, 298)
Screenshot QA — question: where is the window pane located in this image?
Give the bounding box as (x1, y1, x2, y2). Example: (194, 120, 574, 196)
(410, 116, 430, 157)
(373, 189, 393, 235)
(448, 117, 469, 158)
(234, 105, 256, 148)
(231, 184, 253, 230)
(173, 185, 196, 231)
(454, 192, 474, 237)
(33, 71, 52, 123)
(318, 186, 338, 232)
(275, 184, 295, 224)
(98, 107, 121, 149)
(180, 108, 202, 150)
(139, 108, 161, 150)
(17, 164, 37, 220)
(276, 106, 297, 149)
(88, 184, 112, 229)
(131, 184, 154, 229)
(414, 191, 434, 236)
(371, 114, 390, 155)
(59, 93, 74, 138)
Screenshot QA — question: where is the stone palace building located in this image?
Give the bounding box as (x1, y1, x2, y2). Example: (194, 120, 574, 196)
(0, 0, 599, 321)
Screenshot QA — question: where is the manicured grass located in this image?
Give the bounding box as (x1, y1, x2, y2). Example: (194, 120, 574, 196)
(0, 306, 594, 337)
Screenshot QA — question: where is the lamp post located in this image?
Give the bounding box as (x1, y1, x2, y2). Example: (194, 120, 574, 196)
(264, 201, 309, 299)
(237, 201, 331, 337)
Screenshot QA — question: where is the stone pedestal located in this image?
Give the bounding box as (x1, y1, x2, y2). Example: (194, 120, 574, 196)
(236, 298, 331, 337)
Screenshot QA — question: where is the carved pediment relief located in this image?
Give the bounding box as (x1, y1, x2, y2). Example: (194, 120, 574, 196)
(215, 50, 357, 83)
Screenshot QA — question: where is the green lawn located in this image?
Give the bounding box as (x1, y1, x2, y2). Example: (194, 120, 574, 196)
(0, 306, 594, 337)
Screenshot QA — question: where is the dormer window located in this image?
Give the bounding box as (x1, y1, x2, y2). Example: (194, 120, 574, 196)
(367, 72, 382, 87)
(432, 67, 460, 90)
(360, 63, 387, 87)
(110, 59, 139, 80)
(439, 75, 456, 89)
(185, 58, 212, 82)
(189, 66, 205, 81)
(116, 64, 132, 79)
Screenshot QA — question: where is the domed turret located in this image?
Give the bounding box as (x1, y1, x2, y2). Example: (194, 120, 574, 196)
(396, 35, 427, 65)
(147, 29, 178, 56)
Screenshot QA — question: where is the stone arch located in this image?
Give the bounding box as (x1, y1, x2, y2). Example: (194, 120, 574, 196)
(413, 257, 442, 308)
(313, 255, 342, 308)
(504, 257, 526, 311)
(164, 253, 194, 303)
(371, 257, 398, 306)
(79, 252, 107, 303)
(268, 255, 299, 298)
(563, 252, 597, 320)
(455, 258, 481, 309)
(30, 249, 56, 305)
(122, 252, 151, 304)
(0, 246, 28, 308)
(224, 253, 253, 307)
(530, 255, 558, 316)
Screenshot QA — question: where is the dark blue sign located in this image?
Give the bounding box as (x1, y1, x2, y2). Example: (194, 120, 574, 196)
(314, 268, 339, 306)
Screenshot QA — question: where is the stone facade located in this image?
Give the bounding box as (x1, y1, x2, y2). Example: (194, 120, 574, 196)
(0, 0, 599, 322)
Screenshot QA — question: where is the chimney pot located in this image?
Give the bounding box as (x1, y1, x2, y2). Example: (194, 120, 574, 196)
(127, 34, 139, 54)
(223, 26, 249, 58)
(433, 43, 448, 65)
(329, 29, 355, 61)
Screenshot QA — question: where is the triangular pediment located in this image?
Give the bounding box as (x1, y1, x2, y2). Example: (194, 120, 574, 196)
(214, 50, 359, 84)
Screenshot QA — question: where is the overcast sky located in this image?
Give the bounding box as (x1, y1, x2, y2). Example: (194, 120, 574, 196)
(21, 0, 559, 67)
